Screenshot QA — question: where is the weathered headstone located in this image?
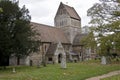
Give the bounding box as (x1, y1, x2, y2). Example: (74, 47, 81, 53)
(12, 67, 16, 73)
(101, 56, 106, 64)
(25, 56, 30, 66)
(61, 55, 66, 69)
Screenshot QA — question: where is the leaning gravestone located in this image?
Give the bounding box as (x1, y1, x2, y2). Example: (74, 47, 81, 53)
(101, 56, 106, 64)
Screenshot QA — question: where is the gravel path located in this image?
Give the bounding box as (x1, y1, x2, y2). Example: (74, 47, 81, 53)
(86, 70, 120, 80)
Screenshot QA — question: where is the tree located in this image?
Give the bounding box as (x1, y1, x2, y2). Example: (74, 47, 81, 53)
(0, 0, 40, 67)
(0, 8, 2, 12)
(81, 30, 97, 49)
(100, 0, 120, 3)
(87, 0, 120, 63)
(80, 28, 97, 61)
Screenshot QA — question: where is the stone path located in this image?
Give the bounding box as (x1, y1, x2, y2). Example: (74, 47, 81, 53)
(86, 70, 120, 80)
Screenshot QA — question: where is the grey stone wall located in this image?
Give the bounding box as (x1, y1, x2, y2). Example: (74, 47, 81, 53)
(54, 10, 81, 44)
(28, 52, 42, 66)
(9, 55, 26, 66)
(54, 14, 70, 28)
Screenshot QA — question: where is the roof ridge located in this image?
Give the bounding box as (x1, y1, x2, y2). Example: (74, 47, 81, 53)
(61, 2, 81, 20)
(31, 22, 61, 29)
(31, 22, 53, 27)
(46, 43, 57, 55)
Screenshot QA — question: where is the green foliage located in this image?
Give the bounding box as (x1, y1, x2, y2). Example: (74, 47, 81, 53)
(87, 1, 120, 56)
(80, 31, 97, 49)
(0, 63, 120, 80)
(0, 0, 40, 66)
(0, 8, 2, 12)
(87, 2, 119, 25)
(98, 35, 114, 55)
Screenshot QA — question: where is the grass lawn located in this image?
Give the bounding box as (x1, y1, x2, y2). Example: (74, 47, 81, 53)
(101, 74, 120, 80)
(0, 61, 120, 80)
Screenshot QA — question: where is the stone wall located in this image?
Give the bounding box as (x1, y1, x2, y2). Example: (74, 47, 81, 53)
(9, 55, 26, 66)
(54, 9, 81, 44)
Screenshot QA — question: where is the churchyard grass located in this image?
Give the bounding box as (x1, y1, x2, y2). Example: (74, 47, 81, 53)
(0, 61, 120, 80)
(101, 74, 120, 80)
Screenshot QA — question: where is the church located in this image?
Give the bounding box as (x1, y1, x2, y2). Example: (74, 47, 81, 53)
(9, 2, 95, 66)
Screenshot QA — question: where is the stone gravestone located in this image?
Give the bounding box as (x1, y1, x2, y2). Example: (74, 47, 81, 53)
(25, 56, 30, 66)
(12, 67, 16, 73)
(61, 55, 66, 69)
(101, 56, 106, 64)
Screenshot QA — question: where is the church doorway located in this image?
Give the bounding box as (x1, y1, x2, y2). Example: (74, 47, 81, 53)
(58, 54, 62, 63)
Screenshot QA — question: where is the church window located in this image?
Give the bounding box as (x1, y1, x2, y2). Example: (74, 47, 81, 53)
(48, 57, 52, 61)
(45, 45, 47, 51)
(60, 20, 64, 26)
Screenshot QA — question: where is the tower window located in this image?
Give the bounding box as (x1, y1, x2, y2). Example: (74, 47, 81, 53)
(60, 21, 63, 26)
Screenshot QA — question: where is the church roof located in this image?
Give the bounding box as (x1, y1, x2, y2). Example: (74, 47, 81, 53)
(55, 2, 81, 21)
(46, 43, 57, 56)
(31, 22, 70, 44)
(63, 3, 81, 20)
(73, 33, 88, 46)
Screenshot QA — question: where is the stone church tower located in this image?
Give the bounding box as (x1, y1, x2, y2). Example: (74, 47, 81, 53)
(54, 2, 81, 43)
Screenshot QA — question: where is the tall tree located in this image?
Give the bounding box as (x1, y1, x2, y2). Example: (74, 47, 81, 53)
(87, 1, 120, 57)
(80, 30, 97, 49)
(0, 0, 40, 67)
(0, 8, 2, 12)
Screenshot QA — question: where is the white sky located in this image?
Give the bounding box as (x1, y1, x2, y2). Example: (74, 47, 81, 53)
(19, 0, 100, 27)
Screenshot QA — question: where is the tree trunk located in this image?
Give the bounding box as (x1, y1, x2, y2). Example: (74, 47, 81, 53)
(106, 47, 111, 64)
(17, 56, 20, 65)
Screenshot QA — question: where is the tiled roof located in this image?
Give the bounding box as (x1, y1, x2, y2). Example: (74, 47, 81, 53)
(31, 22, 70, 44)
(46, 43, 57, 56)
(73, 33, 88, 46)
(63, 3, 81, 20)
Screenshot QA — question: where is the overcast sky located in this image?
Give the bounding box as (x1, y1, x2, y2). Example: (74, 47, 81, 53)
(19, 0, 100, 27)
